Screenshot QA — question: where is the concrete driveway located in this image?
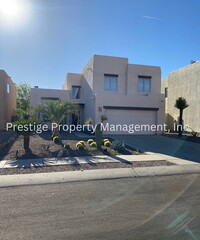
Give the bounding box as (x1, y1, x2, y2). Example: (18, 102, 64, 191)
(110, 135, 200, 163)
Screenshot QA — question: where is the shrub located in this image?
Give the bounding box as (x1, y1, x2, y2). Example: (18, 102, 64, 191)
(76, 142, 84, 150)
(64, 143, 70, 149)
(104, 140, 111, 147)
(85, 118, 93, 125)
(109, 149, 118, 155)
(111, 140, 126, 153)
(90, 142, 97, 148)
(101, 115, 108, 123)
(87, 139, 94, 144)
(78, 140, 85, 146)
(53, 136, 60, 143)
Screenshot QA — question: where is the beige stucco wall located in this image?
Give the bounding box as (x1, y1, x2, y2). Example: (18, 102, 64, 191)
(62, 57, 95, 124)
(161, 61, 200, 132)
(63, 73, 82, 91)
(92, 55, 164, 130)
(0, 70, 16, 130)
(30, 88, 70, 106)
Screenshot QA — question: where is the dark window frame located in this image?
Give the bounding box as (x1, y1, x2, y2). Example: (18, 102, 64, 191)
(138, 76, 151, 92)
(104, 74, 118, 91)
(72, 85, 81, 99)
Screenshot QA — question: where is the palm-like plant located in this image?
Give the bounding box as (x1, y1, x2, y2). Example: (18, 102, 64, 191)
(13, 118, 40, 149)
(36, 100, 79, 138)
(174, 97, 189, 137)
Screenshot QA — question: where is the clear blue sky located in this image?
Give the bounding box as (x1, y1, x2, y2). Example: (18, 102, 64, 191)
(0, 0, 199, 89)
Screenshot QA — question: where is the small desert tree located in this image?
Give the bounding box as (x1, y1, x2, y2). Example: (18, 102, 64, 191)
(16, 83, 32, 119)
(36, 100, 79, 139)
(174, 97, 189, 137)
(13, 118, 40, 149)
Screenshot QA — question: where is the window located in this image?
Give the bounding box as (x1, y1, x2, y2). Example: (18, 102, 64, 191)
(72, 86, 81, 99)
(104, 74, 118, 91)
(165, 87, 168, 98)
(7, 83, 10, 94)
(138, 76, 151, 92)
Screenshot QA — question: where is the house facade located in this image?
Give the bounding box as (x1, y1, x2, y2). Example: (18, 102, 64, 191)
(0, 70, 16, 130)
(162, 61, 200, 133)
(31, 55, 165, 134)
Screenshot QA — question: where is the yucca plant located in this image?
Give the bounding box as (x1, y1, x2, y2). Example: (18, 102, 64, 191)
(174, 97, 189, 137)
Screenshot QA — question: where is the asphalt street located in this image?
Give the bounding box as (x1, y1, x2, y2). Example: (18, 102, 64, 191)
(0, 174, 200, 240)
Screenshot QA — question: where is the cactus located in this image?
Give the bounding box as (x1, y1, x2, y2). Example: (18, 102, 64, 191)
(87, 139, 94, 144)
(95, 123, 102, 150)
(104, 140, 111, 147)
(64, 143, 70, 149)
(90, 142, 97, 148)
(78, 140, 85, 146)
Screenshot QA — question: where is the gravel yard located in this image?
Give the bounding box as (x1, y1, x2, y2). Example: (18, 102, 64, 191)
(0, 131, 176, 175)
(0, 131, 17, 144)
(0, 131, 136, 160)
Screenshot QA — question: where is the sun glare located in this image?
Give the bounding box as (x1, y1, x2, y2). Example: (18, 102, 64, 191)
(0, 0, 20, 17)
(0, 0, 30, 27)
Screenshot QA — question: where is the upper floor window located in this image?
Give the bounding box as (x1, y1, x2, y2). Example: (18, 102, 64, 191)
(7, 83, 10, 94)
(72, 86, 81, 99)
(104, 74, 118, 91)
(138, 76, 151, 92)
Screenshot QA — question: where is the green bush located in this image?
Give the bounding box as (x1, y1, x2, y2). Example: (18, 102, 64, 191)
(111, 140, 124, 151)
(90, 142, 97, 148)
(87, 139, 94, 144)
(109, 149, 118, 155)
(104, 140, 111, 147)
(85, 118, 93, 125)
(76, 142, 84, 150)
(101, 115, 108, 123)
(53, 136, 60, 143)
(64, 143, 70, 149)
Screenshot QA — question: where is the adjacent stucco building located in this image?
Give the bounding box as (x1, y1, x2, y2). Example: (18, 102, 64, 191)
(31, 55, 165, 134)
(162, 61, 200, 133)
(0, 70, 16, 130)
(30, 87, 70, 106)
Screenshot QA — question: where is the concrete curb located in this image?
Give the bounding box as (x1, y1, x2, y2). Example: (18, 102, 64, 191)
(0, 164, 200, 188)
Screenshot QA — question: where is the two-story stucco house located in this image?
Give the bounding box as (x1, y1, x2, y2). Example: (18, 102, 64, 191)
(31, 55, 165, 134)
